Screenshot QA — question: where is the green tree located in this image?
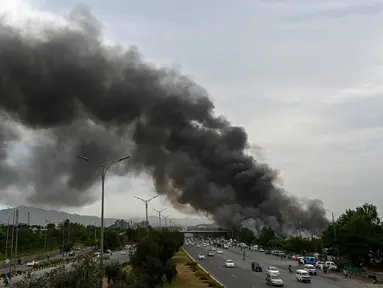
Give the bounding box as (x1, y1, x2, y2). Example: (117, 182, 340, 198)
(258, 227, 276, 248)
(322, 203, 383, 267)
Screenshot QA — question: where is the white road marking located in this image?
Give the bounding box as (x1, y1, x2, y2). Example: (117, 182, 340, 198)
(252, 286, 255, 288)
(232, 274, 236, 277)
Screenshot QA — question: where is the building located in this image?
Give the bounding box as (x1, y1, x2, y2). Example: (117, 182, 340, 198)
(110, 219, 129, 230)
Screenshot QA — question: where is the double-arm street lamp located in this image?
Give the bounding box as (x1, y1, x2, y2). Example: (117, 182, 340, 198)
(134, 195, 159, 232)
(163, 214, 171, 227)
(153, 208, 166, 228)
(77, 155, 130, 267)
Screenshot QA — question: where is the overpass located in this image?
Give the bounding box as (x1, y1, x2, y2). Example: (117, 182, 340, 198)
(182, 228, 228, 238)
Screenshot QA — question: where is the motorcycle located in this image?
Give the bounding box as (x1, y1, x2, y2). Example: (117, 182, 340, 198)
(343, 270, 350, 278)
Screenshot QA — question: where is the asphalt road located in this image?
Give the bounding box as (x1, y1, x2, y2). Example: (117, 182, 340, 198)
(0, 250, 130, 287)
(184, 244, 369, 288)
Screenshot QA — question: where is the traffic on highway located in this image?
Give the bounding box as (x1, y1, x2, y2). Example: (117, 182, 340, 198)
(0, 248, 131, 287)
(184, 237, 368, 288)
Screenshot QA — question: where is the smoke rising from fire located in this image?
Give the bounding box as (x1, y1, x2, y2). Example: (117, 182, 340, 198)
(0, 6, 328, 233)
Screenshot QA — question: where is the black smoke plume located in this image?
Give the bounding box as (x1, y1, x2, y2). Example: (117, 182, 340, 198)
(0, 7, 329, 233)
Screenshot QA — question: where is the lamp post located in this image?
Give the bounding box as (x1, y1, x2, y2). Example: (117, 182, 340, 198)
(134, 195, 159, 232)
(163, 215, 171, 227)
(77, 155, 130, 268)
(5, 211, 15, 273)
(325, 209, 339, 258)
(153, 208, 166, 228)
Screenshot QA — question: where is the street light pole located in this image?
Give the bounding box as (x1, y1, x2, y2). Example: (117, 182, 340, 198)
(134, 195, 159, 232)
(163, 215, 171, 227)
(325, 209, 339, 258)
(5, 211, 14, 273)
(78, 155, 130, 269)
(153, 208, 166, 228)
(14, 209, 19, 272)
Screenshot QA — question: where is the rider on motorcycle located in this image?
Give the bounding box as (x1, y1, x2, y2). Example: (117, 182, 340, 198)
(288, 264, 292, 272)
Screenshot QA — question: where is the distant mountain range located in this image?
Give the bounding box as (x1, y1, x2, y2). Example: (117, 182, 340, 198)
(0, 206, 210, 227)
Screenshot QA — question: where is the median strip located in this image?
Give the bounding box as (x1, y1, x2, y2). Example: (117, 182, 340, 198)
(182, 247, 225, 288)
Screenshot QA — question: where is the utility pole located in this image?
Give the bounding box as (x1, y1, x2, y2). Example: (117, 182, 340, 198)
(27, 212, 30, 226)
(14, 209, 19, 272)
(134, 195, 159, 232)
(153, 208, 166, 228)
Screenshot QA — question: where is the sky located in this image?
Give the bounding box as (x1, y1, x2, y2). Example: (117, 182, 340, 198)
(1, 0, 383, 220)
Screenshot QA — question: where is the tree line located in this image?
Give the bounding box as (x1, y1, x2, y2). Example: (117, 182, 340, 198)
(0, 220, 156, 259)
(14, 227, 185, 288)
(233, 203, 383, 268)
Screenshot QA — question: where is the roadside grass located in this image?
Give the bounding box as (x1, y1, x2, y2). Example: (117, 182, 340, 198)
(163, 249, 222, 288)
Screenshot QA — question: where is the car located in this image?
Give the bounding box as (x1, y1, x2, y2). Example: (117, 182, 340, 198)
(197, 245, 201, 248)
(315, 261, 325, 270)
(325, 261, 337, 271)
(225, 260, 235, 268)
(198, 253, 206, 260)
(267, 267, 280, 276)
(266, 274, 284, 286)
(26, 260, 39, 267)
(296, 269, 311, 283)
(208, 251, 215, 257)
(304, 264, 317, 275)
(259, 248, 264, 252)
(120, 251, 127, 255)
(223, 244, 228, 249)
(251, 262, 262, 272)
(211, 247, 216, 251)
(217, 250, 223, 254)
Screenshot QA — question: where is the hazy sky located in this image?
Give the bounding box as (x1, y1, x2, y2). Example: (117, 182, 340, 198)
(1, 0, 383, 220)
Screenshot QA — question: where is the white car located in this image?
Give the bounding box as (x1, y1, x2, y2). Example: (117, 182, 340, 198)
(197, 245, 201, 248)
(304, 264, 317, 275)
(267, 267, 280, 276)
(223, 244, 228, 249)
(325, 261, 337, 270)
(198, 253, 206, 260)
(120, 251, 127, 255)
(296, 269, 311, 283)
(27, 260, 39, 267)
(225, 260, 235, 268)
(211, 247, 216, 251)
(315, 261, 325, 270)
(259, 248, 264, 252)
(217, 250, 223, 254)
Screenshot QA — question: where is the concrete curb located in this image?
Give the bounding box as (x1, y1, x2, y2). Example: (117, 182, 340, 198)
(182, 247, 225, 288)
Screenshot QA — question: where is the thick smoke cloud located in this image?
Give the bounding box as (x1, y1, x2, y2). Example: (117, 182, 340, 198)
(0, 7, 329, 233)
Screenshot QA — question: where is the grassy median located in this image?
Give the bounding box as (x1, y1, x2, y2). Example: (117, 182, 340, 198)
(163, 249, 223, 288)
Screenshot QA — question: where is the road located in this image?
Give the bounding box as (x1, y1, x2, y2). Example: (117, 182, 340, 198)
(184, 244, 371, 288)
(0, 249, 130, 287)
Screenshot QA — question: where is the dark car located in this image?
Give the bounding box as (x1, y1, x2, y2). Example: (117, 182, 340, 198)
(252, 262, 262, 272)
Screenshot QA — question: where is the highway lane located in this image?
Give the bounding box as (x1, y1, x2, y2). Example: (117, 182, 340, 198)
(226, 246, 367, 288)
(185, 245, 262, 288)
(0, 249, 130, 287)
(1, 248, 93, 274)
(185, 244, 368, 288)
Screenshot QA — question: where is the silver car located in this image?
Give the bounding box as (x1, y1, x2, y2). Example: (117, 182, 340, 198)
(266, 274, 284, 287)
